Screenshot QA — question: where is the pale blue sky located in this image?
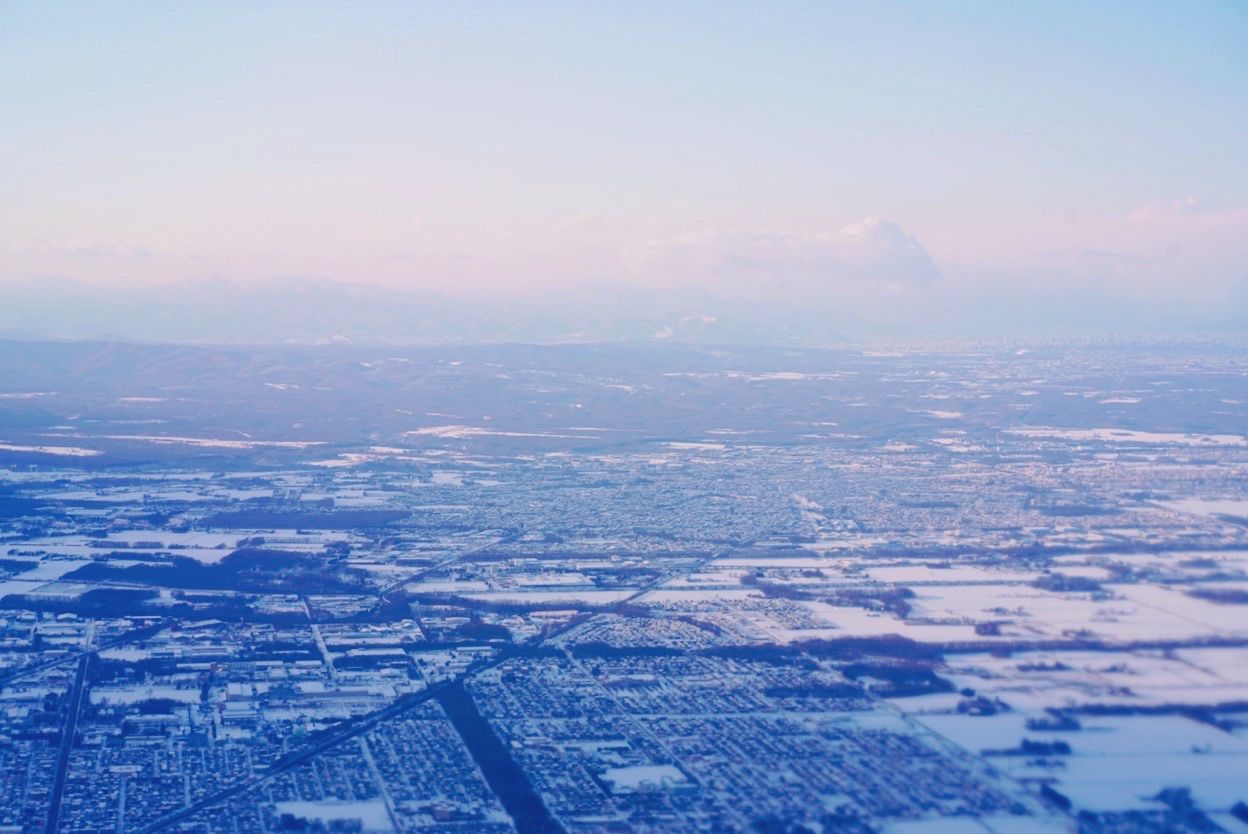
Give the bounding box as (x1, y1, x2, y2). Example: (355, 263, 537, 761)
(1, 1, 1245, 311)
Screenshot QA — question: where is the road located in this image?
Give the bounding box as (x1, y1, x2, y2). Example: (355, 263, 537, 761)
(133, 535, 759, 833)
(45, 653, 88, 834)
(0, 620, 168, 689)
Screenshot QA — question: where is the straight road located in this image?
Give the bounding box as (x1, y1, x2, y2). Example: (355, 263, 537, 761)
(45, 654, 89, 834)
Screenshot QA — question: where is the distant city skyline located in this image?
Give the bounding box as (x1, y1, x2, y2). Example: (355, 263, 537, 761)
(2, 1, 1246, 329)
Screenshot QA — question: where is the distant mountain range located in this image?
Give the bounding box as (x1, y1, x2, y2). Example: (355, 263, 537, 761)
(0, 276, 879, 346)
(5, 275, 1245, 347)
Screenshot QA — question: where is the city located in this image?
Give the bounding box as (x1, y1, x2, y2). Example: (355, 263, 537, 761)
(1, 338, 1246, 834)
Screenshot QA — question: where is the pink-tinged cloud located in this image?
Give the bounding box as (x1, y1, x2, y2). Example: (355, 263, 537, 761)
(621, 217, 941, 301)
(1125, 197, 1202, 223)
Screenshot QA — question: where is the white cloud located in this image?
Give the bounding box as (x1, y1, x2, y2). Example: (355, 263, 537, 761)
(1126, 197, 1202, 223)
(621, 217, 941, 301)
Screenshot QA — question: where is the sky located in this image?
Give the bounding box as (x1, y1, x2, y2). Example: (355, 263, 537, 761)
(1, 1, 1246, 326)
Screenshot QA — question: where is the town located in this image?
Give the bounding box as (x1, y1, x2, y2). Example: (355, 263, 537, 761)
(1, 338, 1247, 834)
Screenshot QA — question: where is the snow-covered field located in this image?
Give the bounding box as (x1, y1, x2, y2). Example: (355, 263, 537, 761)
(1006, 427, 1248, 446)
